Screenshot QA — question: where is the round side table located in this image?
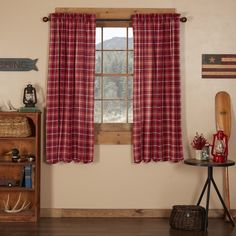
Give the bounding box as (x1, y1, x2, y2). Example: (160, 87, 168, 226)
(184, 159, 235, 231)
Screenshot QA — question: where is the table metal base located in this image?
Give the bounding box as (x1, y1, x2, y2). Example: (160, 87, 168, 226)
(197, 166, 235, 231)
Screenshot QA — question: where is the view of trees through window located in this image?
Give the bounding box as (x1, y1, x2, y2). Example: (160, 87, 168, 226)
(95, 27, 133, 123)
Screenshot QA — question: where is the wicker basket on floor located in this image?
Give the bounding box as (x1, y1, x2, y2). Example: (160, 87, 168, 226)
(0, 116, 31, 137)
(169, 205, 206, 231)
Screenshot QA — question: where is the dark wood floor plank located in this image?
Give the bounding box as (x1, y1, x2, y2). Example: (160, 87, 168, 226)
(0, 218, 235, 236)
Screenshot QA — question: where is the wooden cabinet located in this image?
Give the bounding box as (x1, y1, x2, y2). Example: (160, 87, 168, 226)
(0, 112, 41, 222)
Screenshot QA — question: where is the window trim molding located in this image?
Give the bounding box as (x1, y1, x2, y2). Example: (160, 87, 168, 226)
(55, 8, 176, 17)
(95, 123, 132, 144)
(55, 8, 176, 27)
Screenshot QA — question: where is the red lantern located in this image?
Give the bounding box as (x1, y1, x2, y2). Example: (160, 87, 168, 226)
(211, 130, 228, 163)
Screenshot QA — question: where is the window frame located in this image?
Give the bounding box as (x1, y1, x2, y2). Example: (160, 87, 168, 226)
(55, 8, 176, 144)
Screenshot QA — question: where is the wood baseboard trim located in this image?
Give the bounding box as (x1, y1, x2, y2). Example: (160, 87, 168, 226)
(40, 209, 169, 218)
(40, 208, 235, 218)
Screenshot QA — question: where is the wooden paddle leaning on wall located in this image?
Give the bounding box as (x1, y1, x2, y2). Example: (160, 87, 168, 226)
(215, 91, 231, 219)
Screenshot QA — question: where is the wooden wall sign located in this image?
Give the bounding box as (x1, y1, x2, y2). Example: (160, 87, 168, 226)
(202, 54, 236, 79)
(0, 58, 38, 71)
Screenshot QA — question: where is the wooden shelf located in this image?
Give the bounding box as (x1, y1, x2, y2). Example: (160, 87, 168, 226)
(0, 112, 41, 222)
(0, 209, 35, 215)
(0, 161, 36, 166)
(0, 137, 35, 140)
(0, 187, 35, 191)
(0, 209, 36, 222)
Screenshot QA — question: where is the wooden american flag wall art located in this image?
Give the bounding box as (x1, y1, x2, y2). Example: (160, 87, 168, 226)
(202, 54, 236, 79)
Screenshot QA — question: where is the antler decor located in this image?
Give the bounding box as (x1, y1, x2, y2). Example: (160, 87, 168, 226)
(3, 193, 30, 213)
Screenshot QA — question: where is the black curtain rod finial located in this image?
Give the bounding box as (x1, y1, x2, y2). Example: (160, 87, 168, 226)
(43, 16, 50, 22)
(180, 17, 187, 23)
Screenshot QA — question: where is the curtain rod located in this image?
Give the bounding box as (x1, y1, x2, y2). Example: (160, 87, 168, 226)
(42, 16, 187, 23)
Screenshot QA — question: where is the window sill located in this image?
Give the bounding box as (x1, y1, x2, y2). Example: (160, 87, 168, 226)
(95, 123, 132, 144)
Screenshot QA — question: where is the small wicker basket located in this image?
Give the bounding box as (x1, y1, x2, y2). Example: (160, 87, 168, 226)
(0, 116, 31, 137)
(169, 205, 206, 231)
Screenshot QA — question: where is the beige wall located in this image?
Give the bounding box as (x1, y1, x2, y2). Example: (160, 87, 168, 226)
(1, 0, 236, 210)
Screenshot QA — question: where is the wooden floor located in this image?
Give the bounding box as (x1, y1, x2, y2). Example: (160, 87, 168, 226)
(0, 217, 235, 236)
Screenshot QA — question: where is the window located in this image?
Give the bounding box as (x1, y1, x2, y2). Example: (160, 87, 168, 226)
(95, 27, 133, 124)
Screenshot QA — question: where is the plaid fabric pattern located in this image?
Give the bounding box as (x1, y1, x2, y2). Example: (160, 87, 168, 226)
(46, 13, 96, 164)
(132, 14, 183, 163)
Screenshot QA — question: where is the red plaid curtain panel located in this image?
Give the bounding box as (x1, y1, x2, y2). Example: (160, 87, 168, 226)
(46, 13, 96, 163)
(132, 14, 183, 163)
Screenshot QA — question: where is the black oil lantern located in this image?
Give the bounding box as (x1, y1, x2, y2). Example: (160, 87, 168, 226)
(23, 84, 37, 107)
